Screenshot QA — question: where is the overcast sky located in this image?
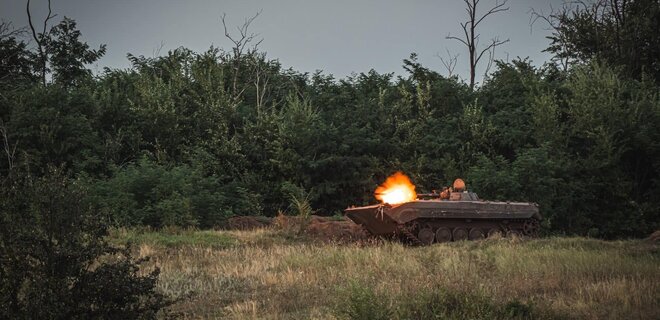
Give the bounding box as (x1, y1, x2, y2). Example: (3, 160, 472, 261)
(2, 0, 565, 82)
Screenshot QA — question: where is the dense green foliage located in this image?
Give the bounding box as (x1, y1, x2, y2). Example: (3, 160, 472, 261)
(545, 0, 660, 83)
(0, 168, 170, 319)
(88, 157, 260, 228)
(1, 1, 659, 239)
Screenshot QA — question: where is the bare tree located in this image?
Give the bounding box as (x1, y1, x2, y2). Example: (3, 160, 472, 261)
(447, 0, 510, 89)
(220, 11, 263, 103)
(27, 0, 56, 86)
(436, 49, 459, 77)
(483, 43, 497, 80)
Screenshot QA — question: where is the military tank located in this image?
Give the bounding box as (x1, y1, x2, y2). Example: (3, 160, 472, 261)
(345, 178, 541, 245)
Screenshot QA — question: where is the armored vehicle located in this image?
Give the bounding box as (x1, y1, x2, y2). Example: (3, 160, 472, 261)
(345, 179, 541, 245)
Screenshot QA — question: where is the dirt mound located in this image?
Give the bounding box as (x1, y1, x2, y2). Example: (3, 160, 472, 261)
(273, 214, 368, 242)
(272, 214, 298, 230)
(272, 214, 332, 227)
(306, 218, 368, 242)
(646, 230, 660, 242)
(224, 216, 272, 230)
(222, 214, 368, 242)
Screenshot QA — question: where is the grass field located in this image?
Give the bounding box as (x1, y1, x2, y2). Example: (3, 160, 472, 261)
(111, 228, 659, 319)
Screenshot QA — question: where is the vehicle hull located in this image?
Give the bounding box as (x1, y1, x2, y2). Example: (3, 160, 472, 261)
(345, 199, 541, 244)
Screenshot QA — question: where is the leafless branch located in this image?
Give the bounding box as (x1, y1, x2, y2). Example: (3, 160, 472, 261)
(220, 10, 263, 102)
(446, 35, 468, 47)
(476, 37, 509, 66)
(474, 0, 509, 27)
(0, 20, 26, 40)
(483, 44, 497, 81)
(152, 40, 165, 57)
(529, 2, 581, 71)
(27, 0, 56, 86)
(446, 0, 509, 89)
(221, 10, 263, 58)
(436, 49, 459, 77)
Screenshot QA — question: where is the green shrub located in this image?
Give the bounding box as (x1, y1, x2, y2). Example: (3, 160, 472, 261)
(335, 281, 392, 320)
(398, 288, 552, 320)
(0, 168, 170, 319)
(88, 157, 262, 228)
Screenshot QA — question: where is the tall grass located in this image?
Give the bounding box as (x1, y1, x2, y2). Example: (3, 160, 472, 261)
(114, 229, 659, 319)
(109, 227, 236, 249)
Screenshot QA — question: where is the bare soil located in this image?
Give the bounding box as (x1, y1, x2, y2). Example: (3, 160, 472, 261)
(223, 216, 273, 230)
(272, 214, 368, 242)
(647, 230, 660, 242)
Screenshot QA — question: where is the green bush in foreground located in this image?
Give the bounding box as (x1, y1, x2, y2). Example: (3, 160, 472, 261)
(0, 169, 170, 319)
(336, 281, 393, 320)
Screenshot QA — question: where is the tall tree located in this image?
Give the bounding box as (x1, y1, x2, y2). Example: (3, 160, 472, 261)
(26, 0, 56, 86)
(533, 0, 660, 82)
(447, 0, 510, 89)
(27, 1, 106, 87)
(45, 17, 106, 87)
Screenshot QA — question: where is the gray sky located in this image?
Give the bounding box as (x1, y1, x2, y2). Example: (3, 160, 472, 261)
(2, 0, 564, 82)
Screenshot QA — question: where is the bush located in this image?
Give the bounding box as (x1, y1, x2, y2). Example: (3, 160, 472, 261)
(0, 168, 170, 319)
(335, 281, 392, 320)
(89, 157, 262, 228)
(401, 288, 557, 320)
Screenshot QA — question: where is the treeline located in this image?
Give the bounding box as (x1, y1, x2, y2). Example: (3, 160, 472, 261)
(1, 1, 659, 238)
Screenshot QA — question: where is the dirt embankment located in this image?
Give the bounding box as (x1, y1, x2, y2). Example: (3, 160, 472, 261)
(224, 216, 273, 230)
(223, 214, 368, 242)
(302, 216, 369, 242)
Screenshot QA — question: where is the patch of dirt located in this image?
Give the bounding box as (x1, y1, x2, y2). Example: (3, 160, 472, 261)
(224, 216, 272, 230)
(305, 218, 368, 242)
(223, 214, 368, 242)
(646, 230, 660, 242)
(273, 214, 368, 242)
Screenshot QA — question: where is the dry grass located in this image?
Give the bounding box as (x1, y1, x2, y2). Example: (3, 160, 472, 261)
(114, 229, 660, 319)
